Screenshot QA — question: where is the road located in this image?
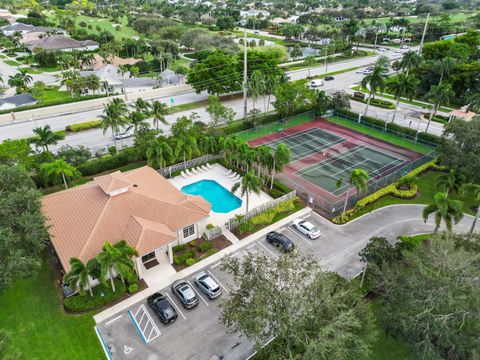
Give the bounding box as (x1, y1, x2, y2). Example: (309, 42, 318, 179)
(1, 46, 444, 152)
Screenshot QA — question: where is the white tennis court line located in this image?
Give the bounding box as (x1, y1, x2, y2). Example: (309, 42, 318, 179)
(186, 280, 209, 307)
(289, 138, 346, 161)
(165, 293, 186, 320)
(258, 242, 279, 259)
(206, 270, 230, 293)
(298, 146, 367, 176)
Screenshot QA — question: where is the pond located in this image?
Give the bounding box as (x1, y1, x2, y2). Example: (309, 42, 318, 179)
(286, 46, 321, 60)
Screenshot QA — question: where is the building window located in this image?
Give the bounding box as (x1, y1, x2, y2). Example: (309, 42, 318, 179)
(183, 224, 195, 238)
(142, 252, 156, 264)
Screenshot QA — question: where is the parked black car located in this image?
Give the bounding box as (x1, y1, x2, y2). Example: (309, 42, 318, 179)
(147, 292, 178, 324)
(266, 231, 295, 252)
(324, 76, 334, 81)
(171, 280, 199, 309)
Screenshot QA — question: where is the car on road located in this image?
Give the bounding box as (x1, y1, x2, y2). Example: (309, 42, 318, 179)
(254, 30, 260, 34)
(324, 76, 334, 81)
(171, 280, 199, 309)
(194, 271, 222, 299)
(266, 231, 295, 252)
(377, 47, 386, 52)
(113, 129, 133, 140)
(400, 44, 409, 49)
(292, 219, 321, 239)
(147, 292, 178, 324)
(309, 79, 324, 88)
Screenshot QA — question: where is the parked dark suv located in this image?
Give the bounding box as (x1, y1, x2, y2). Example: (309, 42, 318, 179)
(171, 280, 199, 309)
(266, 231, 295, 252)
(147, 292, 178, 324)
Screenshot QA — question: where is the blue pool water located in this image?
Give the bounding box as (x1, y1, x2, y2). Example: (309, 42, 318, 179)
(181, 180, 242, 213)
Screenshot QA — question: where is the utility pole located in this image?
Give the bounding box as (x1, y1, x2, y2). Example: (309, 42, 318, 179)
(419, 12, 430, 55)
(324, 43, 329, 74)
(243, 29, 248, 119)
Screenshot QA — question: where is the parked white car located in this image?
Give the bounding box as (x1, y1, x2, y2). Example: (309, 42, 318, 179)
(113, 129, 133, 140)
(309, 79, 324, 88)
(400, 44, 409, 49)
(292, 219, 321, 239)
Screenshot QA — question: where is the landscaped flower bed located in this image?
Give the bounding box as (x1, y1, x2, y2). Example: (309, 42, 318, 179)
(172, 236, 232, 271)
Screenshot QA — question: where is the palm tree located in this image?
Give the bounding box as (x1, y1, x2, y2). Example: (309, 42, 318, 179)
(303, 56, 316, 78)
(434, 57, 455, 85)
(361, 56, 389, 116)
(339, 169, 369, 222)
(466, 75, 480, 112)
(232, 170, 262, 213)
(113, 240, 138, 283)
(249, 70, 266, 111)
(99, 98, 128, 150)
(40, 158, 79, 189)
(80, 53, 95, 70)
(424, 83, 454, 133)
(146, 138, 174, 170)
(224, 136, 242, 165)
(436, 169, 465, 195)
(422, 192, 463, 232)
(265, 75, 281, 112)
(270, 144, 291, 189)
(198, 135, 217, 155)
(399, 50, 421, 76)
(97, 241, 135, 292)
(84, 74, 100, 95)
(460, 183, 480, 240)
(7, 70, 32, 93)
(63, 257, 96, 296)
(151, 100, 169, 130)
(255, 145, 272, 179)
(175, 133, 198, 166)
(134, 98, 151, 113)
(386, 74, 418, 126)
(127, 110, 150, 136)
(32, 125, 62, 152)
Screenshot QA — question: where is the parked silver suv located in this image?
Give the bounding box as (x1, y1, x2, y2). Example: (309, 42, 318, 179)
(194, 271, 222, 299)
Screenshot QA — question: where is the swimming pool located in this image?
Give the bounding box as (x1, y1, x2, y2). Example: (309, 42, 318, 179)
(181, 180, 242, 213)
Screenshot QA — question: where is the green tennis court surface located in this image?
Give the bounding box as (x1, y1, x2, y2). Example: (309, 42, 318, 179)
(296, 146, 405, 195)
(267, 128, 346, 161)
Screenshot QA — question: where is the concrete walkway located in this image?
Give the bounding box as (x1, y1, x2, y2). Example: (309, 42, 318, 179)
(222, 227, 240, 244)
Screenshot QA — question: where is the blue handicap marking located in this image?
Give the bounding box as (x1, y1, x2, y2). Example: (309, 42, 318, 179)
(170, 97, 174, 105)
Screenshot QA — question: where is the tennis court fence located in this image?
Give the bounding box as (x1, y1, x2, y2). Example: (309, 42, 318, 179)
(277, 150, 436, 219)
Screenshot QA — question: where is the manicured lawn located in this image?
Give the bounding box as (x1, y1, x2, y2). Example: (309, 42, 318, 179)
(282, 51, 373, 71)
(25, 65, 61, 74)
(325, 115, 434, 154)
(0, 257, 103, 360)
(237, 112, 315, 141)
(364, 12, 477, 25)
(350, 171, 478, 220)
(4, 59, 20, 66)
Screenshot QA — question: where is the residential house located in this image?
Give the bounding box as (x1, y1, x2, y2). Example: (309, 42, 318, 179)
(0, 93, 37, 110)
(240, 9, 270, 18)
(41, 166, 211, 279)
(25, 35, 99, 52)
(1, 23, 67, 36)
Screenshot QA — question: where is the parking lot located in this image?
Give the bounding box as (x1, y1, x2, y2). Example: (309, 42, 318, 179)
(96, 213, 366, 360)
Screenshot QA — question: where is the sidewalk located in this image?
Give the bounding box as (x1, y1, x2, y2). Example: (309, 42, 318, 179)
(93, 206, 311, 323)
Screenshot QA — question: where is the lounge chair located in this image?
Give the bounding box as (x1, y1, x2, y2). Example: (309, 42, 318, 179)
(191, 168, 199, 175)
(181, 170, 188, 178)
(185, 169, 192, 176)
(225, 169, 232, 176)
(200, 165, 209, 172)
(232, 174, 241, 181)
(206, 163, 214, 170)
(228, 172, 238, 179)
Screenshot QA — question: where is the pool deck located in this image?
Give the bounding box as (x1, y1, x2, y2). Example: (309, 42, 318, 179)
(169, 163, 272, 227)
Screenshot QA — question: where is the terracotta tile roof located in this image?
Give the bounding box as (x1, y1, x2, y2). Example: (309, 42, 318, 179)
(42, 166, 210, 271)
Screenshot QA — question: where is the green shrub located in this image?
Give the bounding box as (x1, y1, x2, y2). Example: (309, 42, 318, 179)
(188, 239, 197, 247)
(268, 188, 284, 198)
(199, 241, 212, 252)
(206, 223, 215, 230)
(185, 258, 196, 266)
(250, 210, 275, 226)
(65, 120, 101, 132)
(271, 180, 293, 194)
(353, 96, 396, 109)
(173, 249, 195, 265)
(128, 283, 139, 294)
(239, 219, 254, 233)
(172, 244, 187, 253)
(63, 279, 126, 312)
(198, 248, 219, 261)
(77, 148, 141, 176)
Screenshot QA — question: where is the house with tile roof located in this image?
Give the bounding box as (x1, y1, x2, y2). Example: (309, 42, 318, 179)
(42, 166, 211, 279)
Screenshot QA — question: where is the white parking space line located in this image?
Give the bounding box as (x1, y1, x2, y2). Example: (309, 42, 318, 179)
(246, 244, 256, 250)
(186, 280, 209, 306)
(211, 262, 222, 269)
(206, 270, 230, 294)
(105, 315, 122, 326)
(128, 304, 161, 344)
(243, 250, 249, 256)
(258, 242, 279, 259)
(287, 227, 313, 245)
(165, 293, 186, 320)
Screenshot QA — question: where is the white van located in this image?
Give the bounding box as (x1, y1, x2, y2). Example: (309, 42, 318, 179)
(309, 79, 324, 88)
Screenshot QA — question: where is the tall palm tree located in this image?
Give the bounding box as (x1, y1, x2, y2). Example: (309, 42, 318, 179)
(399, 50, 421, 76)
(460, 183, 480, 240)
(224, 136, 242, 165)
(146, 138, 174, 170)
(422, 192, 463, 232)
(175, 133, 198, 166)
(7, 69, 32, 93)
(249, 70, 266, 111)
(113, 240, 138, 283)
(255, 145, 272, 179)
(339, 169, 369, 221)
(361, 56, 389, 116)
(32, 125, 61, 152)
(386, 74, 418, 126)
(40, 158, 78, 189)
(198, 135, 217, 155)
(434, 57, 455, 85)
(97, 241, 135, 292)
(436, 169, 465, 196)
(232, 170, 262, 213)
(151, 100, 169, 130)
(99, 98, 128, 149)
(126, 110, 150, 136)
(303, 56, 316, 78)
(270, 144, 291, 189)
(63, 257, 97, 296)
(424, 83, 454, 133)
(134, 98, 151, 113)
(84, 74, 100, 94)
(265, 75, 281, 112)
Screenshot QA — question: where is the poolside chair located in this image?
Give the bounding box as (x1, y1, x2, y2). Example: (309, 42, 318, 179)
(181, 170, 187, 178)
(185, 169, 193, 176)
(191, 168, 199, 175)
(225, 169, 232, 176)
(228, 172, 238, 179)
(200, 165, 209, 172)
(207, 163, 214, 170)
(233, 174, 241, 181)
(198, 166, 206, 172)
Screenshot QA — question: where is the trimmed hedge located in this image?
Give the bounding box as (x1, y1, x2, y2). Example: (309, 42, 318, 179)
(173, 244, 188, 253)
(63, 279, 126, 312)
(334, 109, 441, 145)
(173, 249, 195, 265)
(66, 120, 102, 132)
(352, 96, 396, 109)
(332, 160, 445, 224)
(77, 148, 141, 176)
(185, 258, 196, 266)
